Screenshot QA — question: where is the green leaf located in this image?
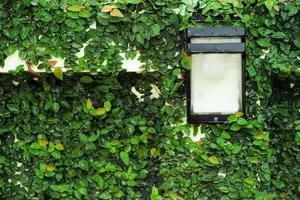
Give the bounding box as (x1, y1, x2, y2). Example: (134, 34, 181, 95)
(120, 151, 129, 166)
(151, 24, 161, 36)
(126, 0, 143, 4)
(79, 8, 91, 18)
(272, 32, 286, 39)
(4, 46, 17, 56)
(181, 53, 191, 69)
(55, 143, 64, 151)
(53, 67, 63, 80)
(264, 0, 274, 11)
(53, 102, 60, 113)
(232, 145, 242, 154)
(79, 133, 88, 143)
(257, 38, 272, 47)
(0, 126, 9, 134)
(88, 134, 99, 142)
(244, 177, 255, 186)
(151, 186, 163, 200)
(208, 156, 220, 165)
(50, 184, 70, 193)
(79, 187, 87, 196)
(218, 186, 229, 193)
(104, 101, 111, 112)
(86, 98, 93, 109)
(228, 115, 237, 122)
(230, 123, 241, 131)
(237, 118, 248, 125)
(80, 76, 94, 84)
(295, 132, 300, 145)
(67, 5, 82, 12)
(36, 10, 52, 22)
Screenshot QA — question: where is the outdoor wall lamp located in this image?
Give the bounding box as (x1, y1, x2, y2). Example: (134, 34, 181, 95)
(186, 25, 246, 124)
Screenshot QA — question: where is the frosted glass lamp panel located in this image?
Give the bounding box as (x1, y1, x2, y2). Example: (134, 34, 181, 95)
(191, 53, 242, 114)
(191, 37, 241, 44)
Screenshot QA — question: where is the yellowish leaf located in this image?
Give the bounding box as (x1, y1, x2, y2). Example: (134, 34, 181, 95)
(233, 1, 239, 7)
(147, 134, 154, 140)
(67, 5, 82, 12)
(110, 8, 124, 18)
(96, 107, 106, 116)
(55, 143, 64, 151)
(38, 140, 49, 147)
(254, 131, 264, 140)
(86, 98, 93, 109)
(169, 191, 180, 200)
(279, 192, 287, 198)
(46, 165, 55, 172)
(235, 111, 244, 118)
(53, 67, 63, 80)
(195, 140, 203, 146)
(150, 148, 158, 157)
(274, 5, 280, 12)
(53, 140, 60, 145)
(208, 156, 220, 165)
(101, 5, 116, 13)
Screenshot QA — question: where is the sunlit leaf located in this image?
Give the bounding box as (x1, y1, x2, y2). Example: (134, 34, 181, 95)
(86, 98, 93, 109)
(53, 67, 63, 80)
(110, 8, 124, 17)
(101, 5, 116, 13)
(96, 107, 106, 115)
(208, 156, 220, 165)
(46, 165, 55, 172)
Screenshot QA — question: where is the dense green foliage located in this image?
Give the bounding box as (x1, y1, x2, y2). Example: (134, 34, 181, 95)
(0, 0, 299, 199)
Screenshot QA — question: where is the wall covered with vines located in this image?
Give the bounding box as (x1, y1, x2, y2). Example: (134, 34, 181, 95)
(0, 0, 299, 199)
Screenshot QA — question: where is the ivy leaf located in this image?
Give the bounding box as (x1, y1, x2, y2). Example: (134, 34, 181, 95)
(120, 151, 129, 166)
(208, 156, 220, 165)
(46, 165, 55, 172)
(104, 101, 111, 112)
(237, 118, 248, 125)
(230, 123, 241, 131)
(79, 187, 87, 196)
(272, 32, 286, 39)
(55, 143, 64, 151)
(264, 0, 274, 11)
(38, 140, 49, 147)
(151, 148, 158, 157)
(126, 0, 143, 4)
(86, 98, 93, 109)
(244, 177, 255, 186)
(96, 108, 106, 116)
(80, 76, 94, 84)
(79, 8, 91, 18)
(235, 112, 244, 118)
(88, 134, 99, 142)
(36, 10, 52, 22)
(295, 132, 300, 145)
(110, 8, 124, 18)
(67, 5, 82, 12)
(50, 184, 70, 193)
(257, 38, 272, 47)
(53, 67, 63, 80)
(181, 53, 191, 69)
(151, 186, 163, 200)
(228, 115, 237, 122)
(254, 131, 264, 140)
(101, 5, 116, 13)
(79, 133, 88, 143)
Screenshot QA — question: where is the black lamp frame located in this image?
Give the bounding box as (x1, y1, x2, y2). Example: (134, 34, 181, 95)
(186, 25, 246, 124)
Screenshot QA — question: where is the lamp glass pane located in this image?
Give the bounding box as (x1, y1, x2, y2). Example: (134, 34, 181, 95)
(191, 53, 242, 114)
